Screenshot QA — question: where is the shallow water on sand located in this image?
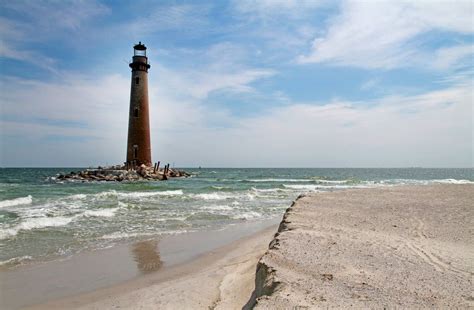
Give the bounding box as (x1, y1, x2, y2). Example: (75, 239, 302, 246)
(0, 167, 472, 266)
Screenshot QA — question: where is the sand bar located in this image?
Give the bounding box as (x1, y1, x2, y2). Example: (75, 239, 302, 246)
(253, 184, 474, 308)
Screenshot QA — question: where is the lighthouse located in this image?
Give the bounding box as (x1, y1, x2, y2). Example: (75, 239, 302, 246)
(126, 42, 152, 167)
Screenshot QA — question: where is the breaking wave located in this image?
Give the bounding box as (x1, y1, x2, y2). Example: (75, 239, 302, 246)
(92, 190, 184, 200)
(312, 179, 351, 184)
(193, 193, 229, 200)
(200, 205, 233, 211)
(0, 216, 75, 240)
(245, 178, 310, 183)
(117, 190, 184, 198)
(83, 208, 119, 218)
(433, 179, 474, 184)
(0, 195, 33, 208)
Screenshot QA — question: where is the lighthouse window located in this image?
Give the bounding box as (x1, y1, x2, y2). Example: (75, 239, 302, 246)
(134, 108, 139, 117)
(135, 77, 139, 85)
(133, 145, 138, 159)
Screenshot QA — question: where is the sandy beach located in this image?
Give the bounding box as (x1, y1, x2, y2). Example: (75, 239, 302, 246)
(2, 184, 473, 309)
(254, 184, 474, 308)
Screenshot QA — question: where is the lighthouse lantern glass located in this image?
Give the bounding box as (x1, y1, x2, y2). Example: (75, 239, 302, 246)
(134, 49, 146, 56)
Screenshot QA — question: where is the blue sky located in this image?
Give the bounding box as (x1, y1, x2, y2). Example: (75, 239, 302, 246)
(0, 0, 472, 167)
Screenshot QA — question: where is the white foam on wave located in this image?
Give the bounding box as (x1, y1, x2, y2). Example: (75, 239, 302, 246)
(283, 184, 371, 190)
(312, 179, 351, 184)
(0, 216, 75, 240)
(0, 255, 33, 266)
(375, 179, 474, 185)
(100, 231, 156, 240)
(433, 179, 474, 184)
(19, 201, 83, 218)
(100, 230, 190, 240)
(211, 186, 232, 190)
(200, 205, 233, 211)
(246, 178, 310, 183)
(251, 187, 292, 193)
(92, 190, 184, 200)
(193, 193, 229, 200)
(0, 195, 33, 208)
(83, 208, 119, 218)
(68, 193, 88, 200)
(117, 190, 184, 199)
(283, 178, 474, 190)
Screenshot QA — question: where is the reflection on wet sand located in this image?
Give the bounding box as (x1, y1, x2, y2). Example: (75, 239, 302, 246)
(131, 240, 163, 273)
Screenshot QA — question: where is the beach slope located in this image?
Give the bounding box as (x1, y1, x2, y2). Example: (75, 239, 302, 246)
(253, 185, 473, 308)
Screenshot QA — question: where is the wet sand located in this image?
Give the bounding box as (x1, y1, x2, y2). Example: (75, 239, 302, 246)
(0, 219, 279, 309)
(253, 185, 474, 308)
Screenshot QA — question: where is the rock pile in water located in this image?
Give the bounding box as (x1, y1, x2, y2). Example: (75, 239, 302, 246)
(56, 164, 190, 182)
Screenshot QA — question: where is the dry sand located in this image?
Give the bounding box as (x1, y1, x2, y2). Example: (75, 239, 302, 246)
(253, 184, 474, 309)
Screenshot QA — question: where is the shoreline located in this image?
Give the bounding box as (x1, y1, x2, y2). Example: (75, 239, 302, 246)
(1, 218, 279, 309)
(2, 183, 473, 309)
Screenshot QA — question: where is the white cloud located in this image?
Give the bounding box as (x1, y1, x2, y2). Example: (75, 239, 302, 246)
(233, 0, 325, 20)
(122, 4, 211, 38)
(1, 0, 109, 32)
(298, 1, 474, 69)
(1, 71, 471, 167)
(0, 1, 109, 72)
(167, 81, 472, 167)
(432, 44, 473, 70)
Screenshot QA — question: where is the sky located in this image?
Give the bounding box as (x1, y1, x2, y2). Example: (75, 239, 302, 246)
(0, 0, 472, 168)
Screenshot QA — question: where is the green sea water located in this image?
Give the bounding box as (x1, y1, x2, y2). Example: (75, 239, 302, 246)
(0, 167, 472, 266)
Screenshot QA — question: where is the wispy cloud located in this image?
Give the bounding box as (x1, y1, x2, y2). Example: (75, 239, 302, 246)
(154, 79, 472, 168)
(432, 44, 473, 70)
(1, 0, 109, 32)
(0, 1, 109, 73)
(123, 4, 211, 37)
(298, 1, 474, 70)
(233, 0, 326, 20)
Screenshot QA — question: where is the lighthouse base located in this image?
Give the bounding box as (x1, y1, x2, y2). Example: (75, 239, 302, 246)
(55, 164, 190, 182)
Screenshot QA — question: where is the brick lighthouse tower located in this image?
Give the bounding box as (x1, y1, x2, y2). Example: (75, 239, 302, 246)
(126, 42, 152, 167)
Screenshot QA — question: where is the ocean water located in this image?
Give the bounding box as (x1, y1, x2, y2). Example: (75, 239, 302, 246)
(0, 167, 472, 267)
